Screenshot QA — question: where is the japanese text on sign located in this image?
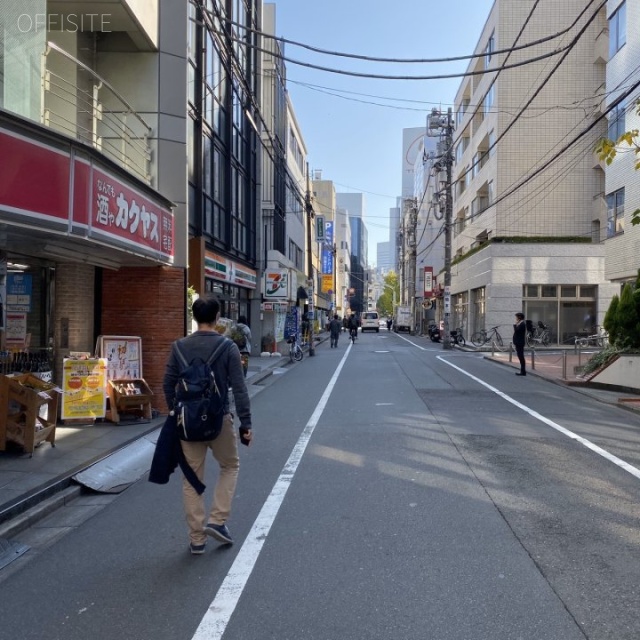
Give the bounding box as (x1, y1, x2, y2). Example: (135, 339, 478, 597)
(93, 170, 173, 259)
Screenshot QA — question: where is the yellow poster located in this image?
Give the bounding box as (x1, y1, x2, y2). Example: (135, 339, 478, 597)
(321, 274, 333, 293)
(61, 358, 108, 420)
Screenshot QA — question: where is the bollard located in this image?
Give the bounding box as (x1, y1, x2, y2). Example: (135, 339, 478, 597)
(562, 349, 567, 380)
(491, 341, 495, 357)
(577, 343, 582, 368)
(531, 346, 535, 370)
(509, 342, 513, 363)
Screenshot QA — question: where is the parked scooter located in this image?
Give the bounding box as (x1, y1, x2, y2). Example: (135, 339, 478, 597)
(427, 323, 441, 342)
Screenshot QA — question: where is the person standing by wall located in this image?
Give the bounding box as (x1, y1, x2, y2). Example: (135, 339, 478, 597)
(513, 312, 527, 376)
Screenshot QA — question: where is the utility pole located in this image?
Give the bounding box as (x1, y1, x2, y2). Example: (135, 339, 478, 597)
(427, 107, 454, 349)
(398, 222, 405, 304)
(305, 163, 315, 356)
(406, 198, 418, 335)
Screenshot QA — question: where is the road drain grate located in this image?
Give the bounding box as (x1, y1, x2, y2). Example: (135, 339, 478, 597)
(0, 537, 30, 571)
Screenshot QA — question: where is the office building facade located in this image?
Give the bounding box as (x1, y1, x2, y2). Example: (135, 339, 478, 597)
(450, 0, 618, 343)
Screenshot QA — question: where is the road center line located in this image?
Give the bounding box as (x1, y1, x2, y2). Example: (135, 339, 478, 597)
(192, 343, 352, 640)
(437, 355, 640, 481)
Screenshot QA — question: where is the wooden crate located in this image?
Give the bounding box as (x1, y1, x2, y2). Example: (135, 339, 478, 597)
(0, 374, 59, 455)
(106, 378, 153, 424)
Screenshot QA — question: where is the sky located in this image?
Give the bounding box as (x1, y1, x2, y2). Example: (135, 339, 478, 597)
(271, 0, 496, 265)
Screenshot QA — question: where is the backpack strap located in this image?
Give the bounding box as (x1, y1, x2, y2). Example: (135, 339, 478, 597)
(173, 341, 190, 370)
(206, 337, 232, 366)
(173, 336, 231, 369)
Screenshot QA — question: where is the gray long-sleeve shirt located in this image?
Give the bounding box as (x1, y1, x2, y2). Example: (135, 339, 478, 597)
(162, 331, 252, 430)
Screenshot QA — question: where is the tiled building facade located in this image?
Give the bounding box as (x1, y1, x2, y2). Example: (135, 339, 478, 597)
(450, 0, 619, 343)
(603, 0, 640, 284)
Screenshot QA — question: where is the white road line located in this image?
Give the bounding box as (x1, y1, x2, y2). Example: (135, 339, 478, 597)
(437, 355, 640, 481)
(394, 333, 428, 350)
(191, 343, 352, 640)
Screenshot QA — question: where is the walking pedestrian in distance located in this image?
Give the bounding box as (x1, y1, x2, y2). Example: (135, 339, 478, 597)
(513, 312, 527, 376)
(236, 315, 252, 377)
(161, 296, 252, 554)
(329, 314, 342, 348)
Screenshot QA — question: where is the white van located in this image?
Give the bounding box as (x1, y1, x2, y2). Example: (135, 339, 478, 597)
(360, 311, 380, 332)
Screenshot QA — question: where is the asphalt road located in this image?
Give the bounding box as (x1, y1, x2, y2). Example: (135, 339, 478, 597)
(2, 331, 640, 640)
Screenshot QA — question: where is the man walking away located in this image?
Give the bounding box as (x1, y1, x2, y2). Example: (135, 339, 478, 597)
(162, 296, 252, 555)
(513, 312, 527, 376)
(329, 314, 342, 348)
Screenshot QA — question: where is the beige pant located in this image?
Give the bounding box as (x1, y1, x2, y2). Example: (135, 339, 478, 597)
(180, 413, 239, 545)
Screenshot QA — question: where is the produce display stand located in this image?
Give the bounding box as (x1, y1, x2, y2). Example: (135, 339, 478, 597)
(106, 378, 153, 424)
(0, 373, 59, 455)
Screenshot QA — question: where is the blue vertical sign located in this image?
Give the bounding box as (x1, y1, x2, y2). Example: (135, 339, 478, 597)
(321, 221, 334, 274)
(7, 273, 32, 312)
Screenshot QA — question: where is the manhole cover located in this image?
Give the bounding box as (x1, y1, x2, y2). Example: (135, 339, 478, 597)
(0, 537, 30, 571)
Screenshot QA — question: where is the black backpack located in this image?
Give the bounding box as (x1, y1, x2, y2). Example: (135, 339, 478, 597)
(172, 338, 231, 441)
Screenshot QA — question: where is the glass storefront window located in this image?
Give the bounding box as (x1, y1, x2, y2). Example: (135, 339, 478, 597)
(580, 286, 596, 298)
(471, 287, 485, 333)
(1, 0, 47, 121)
(523, 283, 597, 345)
(541, 285, 557, 297)
(453, 291, 468, 333)
(560, 302, 596, 343)
(524, 301, 558, 342)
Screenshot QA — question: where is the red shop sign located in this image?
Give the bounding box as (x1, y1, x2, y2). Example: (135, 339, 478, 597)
(86, 166, 174, 262)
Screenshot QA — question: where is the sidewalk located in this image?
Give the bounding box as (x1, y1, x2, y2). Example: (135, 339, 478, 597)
(0, 350, 293, 531)
(484, 345, 640, 410)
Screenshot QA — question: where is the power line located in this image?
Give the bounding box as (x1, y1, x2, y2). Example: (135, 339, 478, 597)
(222, 13, 589, 65)
(231, 35, 571, 81)
(452, 0, 607, 190)
(287, 77, 621, 117)
(462, 75, 640, 227)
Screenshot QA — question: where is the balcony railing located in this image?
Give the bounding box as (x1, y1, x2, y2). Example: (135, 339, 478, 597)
(41, 42, 152, 184)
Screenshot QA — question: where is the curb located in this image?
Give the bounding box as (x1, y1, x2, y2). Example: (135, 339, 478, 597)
(0, 417, 163, 529)
(0, 485, 82, 540)
(485, 355, 640, 414)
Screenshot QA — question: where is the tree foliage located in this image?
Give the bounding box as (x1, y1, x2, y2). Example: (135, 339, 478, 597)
(595, 99, 640, 225)
(603, 294, 619, 346)
(602, 274, 640, 349)
(617, 283, 638, 348)
(376, 271, 400, 317)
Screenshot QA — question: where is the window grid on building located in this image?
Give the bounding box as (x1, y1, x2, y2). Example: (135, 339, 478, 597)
(606, 187, 625, 237)
(608, 1, 626, 58)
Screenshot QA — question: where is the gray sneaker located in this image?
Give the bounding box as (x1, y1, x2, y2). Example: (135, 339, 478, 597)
(205, 523, 233, 545)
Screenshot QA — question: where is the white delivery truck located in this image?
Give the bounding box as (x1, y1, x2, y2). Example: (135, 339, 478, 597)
(394, 305, 412, 333)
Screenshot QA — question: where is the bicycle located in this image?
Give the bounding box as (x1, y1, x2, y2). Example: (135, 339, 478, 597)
(450, 327, 466, 346)
(349, 327, 357, 344)
(287, 335, 303, 362)
(471, 326, 504, 348)
(575, 326, 608, 348)
(526, 321, 550, 347)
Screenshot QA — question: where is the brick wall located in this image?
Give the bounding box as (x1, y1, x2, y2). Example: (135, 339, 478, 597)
(101, 266, 185, 413)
